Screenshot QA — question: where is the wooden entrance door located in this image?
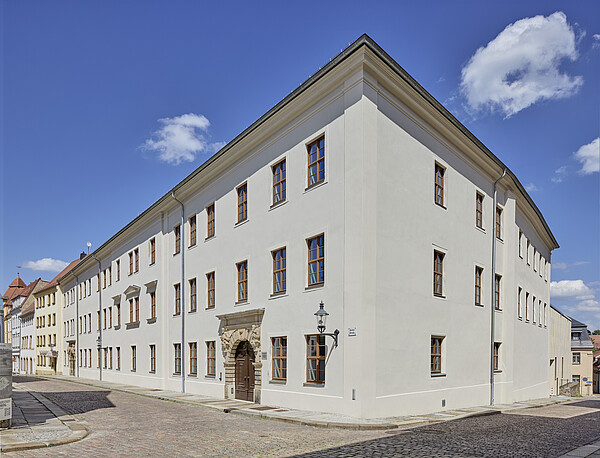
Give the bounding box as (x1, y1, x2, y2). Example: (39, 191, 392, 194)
(235, 341, 255, 401)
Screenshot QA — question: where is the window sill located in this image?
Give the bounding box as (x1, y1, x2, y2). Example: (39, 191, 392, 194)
(189, 310, 198, 314)
(434, 202, 447, 210)
(496, 237, 504, 243)
(305, 283, 324, 292)
(146, 317, 157, 324)
(114, 325, 121, 330)
(269, 379, 286, 385)
(234, 218, 249, 228)
(475, 226, 485, 234)
(205, 374, 216, 379)
(173, 313, 181, 317)
(269, 292, 287, 300)
(205, 235, 216, 243)
(205, 306, 215, 311)
(188, 373, 197, 378)
(125, 321, 140, 329)
(173, 252, 181, 257)
(494, 309, 502, 313)
(303, 382, 325, 387)
(431, 373, 446, 378)
(269, 199, 288, 211)
(518, 317, 523, 321)
(173, 373, 181, 377)
(304, 180, 327, 193)
(433, 294, 446, 299)
(131, 370, 136, 373)
(475, 303, 484, 307)
(235, 300, 248, 306)
(494, 370, 502, 373)
(149, 371, 155, 374)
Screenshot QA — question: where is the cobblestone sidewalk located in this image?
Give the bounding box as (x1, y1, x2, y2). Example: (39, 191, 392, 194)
(40, 374, 578, 430)
(560, 440, 600, 457)
(0, 383, 88, 452)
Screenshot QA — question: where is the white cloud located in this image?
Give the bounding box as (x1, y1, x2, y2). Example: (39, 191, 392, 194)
(574, 299, 600, 312)
(593, 34, 600, 49)
(525, 183, 539, 192)
(551, 165, 568, 183)
(22, 258, 69, 273)
(141, 113, 225, 165)
(550, 279, 593, 298)
(460, 12, 583, 118)
(552, 261, 590, 271)
(573, 138, 600, 175)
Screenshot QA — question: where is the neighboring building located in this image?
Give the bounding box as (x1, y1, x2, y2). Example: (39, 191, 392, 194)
(33, 259, 82, 375)
(590, 334, 600, 394)
(2, 277, 27, 346)
(19, 280, 50, 374)
(58, 35, 558, 418)
(548, 305, 571, 395)
(570, 318, 594, 396)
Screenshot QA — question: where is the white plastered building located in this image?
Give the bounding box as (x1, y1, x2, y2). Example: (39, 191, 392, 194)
(58, 35, 558, 418)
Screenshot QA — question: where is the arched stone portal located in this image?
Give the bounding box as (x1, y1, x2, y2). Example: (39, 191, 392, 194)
(217, 309, 264, 403)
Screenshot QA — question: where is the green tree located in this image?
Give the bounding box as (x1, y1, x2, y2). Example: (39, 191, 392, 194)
(592, 330, 600, 335)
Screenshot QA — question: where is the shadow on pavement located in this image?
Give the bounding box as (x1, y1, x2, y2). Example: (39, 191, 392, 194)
(565, 399, 600, 409)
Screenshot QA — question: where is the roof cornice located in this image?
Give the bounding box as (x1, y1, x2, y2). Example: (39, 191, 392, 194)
(60, 34, 558, 283)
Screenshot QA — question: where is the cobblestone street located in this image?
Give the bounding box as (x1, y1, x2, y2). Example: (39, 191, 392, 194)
(6, 376, 600, 457)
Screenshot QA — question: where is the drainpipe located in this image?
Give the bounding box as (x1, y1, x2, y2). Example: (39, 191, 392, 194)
(171, 191, 185, 393)
(92, 254, 103, 382)
(490, 168, 506, 406)
(74, 274, 79, 378)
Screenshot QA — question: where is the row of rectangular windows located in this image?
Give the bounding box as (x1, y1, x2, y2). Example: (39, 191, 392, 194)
(518, 230, 549, 281)
(517, 286, 548, 326)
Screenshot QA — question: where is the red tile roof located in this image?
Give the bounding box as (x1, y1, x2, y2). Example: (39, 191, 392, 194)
(3, 276, 28, 301)
(20, 280, 51, 316)
(36, 258, 83, 293)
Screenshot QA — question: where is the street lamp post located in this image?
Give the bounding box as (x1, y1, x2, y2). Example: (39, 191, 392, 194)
(314, 301, 339, 348)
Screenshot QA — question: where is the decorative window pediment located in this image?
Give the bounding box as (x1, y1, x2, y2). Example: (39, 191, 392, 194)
(123, 285, 141, 298)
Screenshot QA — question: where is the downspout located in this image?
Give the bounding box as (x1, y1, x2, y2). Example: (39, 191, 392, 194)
(92, 254, 103, 382)
(171, 191, 185, 393)
(74, 274, 79, 378)
(490, 168, 506, 406)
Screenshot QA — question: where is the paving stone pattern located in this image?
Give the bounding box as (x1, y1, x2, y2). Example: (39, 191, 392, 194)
(5, 376, 600, 457)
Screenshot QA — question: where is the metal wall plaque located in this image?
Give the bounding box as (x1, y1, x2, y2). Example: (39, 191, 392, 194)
(348, 327, 357, 336)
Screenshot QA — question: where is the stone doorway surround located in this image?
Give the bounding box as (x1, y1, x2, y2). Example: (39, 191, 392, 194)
(217, 308, 264, 403)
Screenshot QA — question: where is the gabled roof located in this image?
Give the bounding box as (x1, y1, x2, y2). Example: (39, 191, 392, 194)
(20, 280, 51, 317)
(570, 317, 588, 328)
(37, 258, 83, 294)
(3, 276, 27, 301)
(59, 34, 559, 283)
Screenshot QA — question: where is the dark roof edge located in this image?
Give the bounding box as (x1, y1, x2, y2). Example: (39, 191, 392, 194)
(550, 304, 572, 321)
(62, 33, 558, 282)
(358, 35, 558, 250)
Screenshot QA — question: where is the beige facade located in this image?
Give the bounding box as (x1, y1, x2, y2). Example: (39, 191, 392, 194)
(33, 285, 62, 374)
(548, 306, 571, 395)
(570, 318, 594, 396)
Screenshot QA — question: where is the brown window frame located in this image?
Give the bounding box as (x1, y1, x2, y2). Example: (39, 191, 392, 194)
(189, 342, 197, 375)
(189, 278, 197, 313)
(307, 136, 325, 188)
(475, 192, 483, 228)
(272, 337, 287, 381)
(272, 159, 286, 204)
(150, 345, 156, 373)
(237, 183, 247, 223)
(116, 260, 120, 281)
(174, 343, 181, 374)
(134, 248, 139, 272)
(150, 292, 156, 319)
(174, 224, 181, 254)
(306, 334, 326, 384)
(475, 266, 483, 305)
(272, 247, 286, 294)
(206, 272, 215, 309)
(517, 287, 522, 318)
(307, 234, 324, 286)
(131, 345, 136, 372)
(495, 207, 502, 239)
(206, 341, 216, 376)
(237, 261, 248, 302)
(174, 283, 181, 315)
(434, 163, 445, 207)
(518, 230, 523, 258)
(494, 342, 501, 371)
(433, 251, 444, 297)
(206, 204, 215, 238)
(150, 237, 156, 264)
(129, 252, 134, 275)
(431, 336, 443, 374)
(525, 292, 530, 321)
(189, 215, 197, 247)
(494, 274, 501, 310)
(116, 347, 120, 371)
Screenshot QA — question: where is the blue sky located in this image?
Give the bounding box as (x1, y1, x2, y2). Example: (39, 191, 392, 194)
(2, 1, 599, 328)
